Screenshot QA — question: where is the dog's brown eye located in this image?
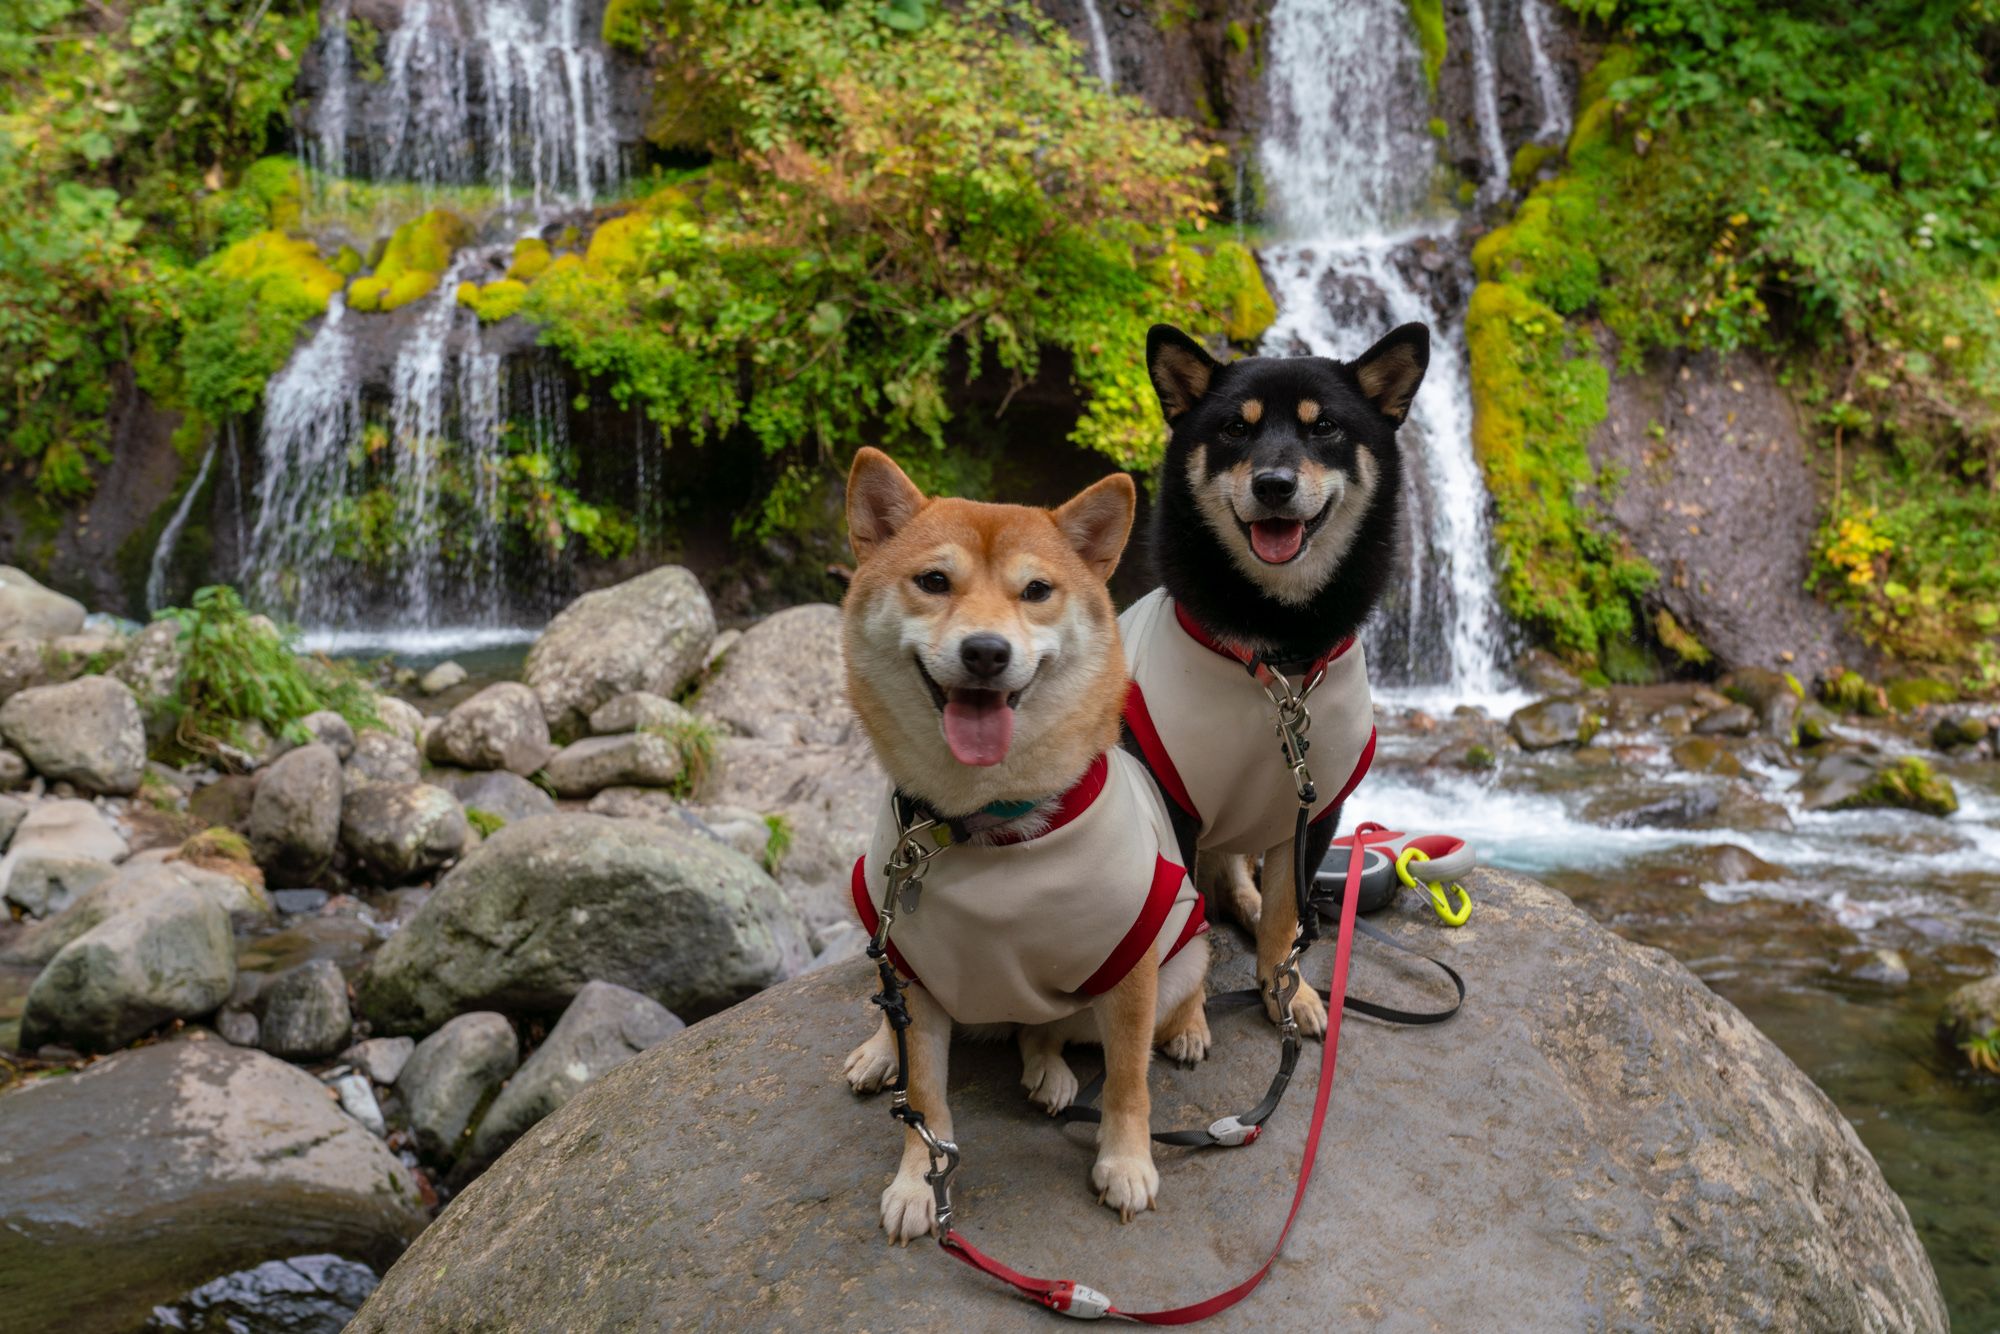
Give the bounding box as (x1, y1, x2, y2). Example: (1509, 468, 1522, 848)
(1311, 418, 1337, 437)
(1021, 580, 1053, 603)
(915, 570, 950, 595)
(1223, 420, 1250, 438)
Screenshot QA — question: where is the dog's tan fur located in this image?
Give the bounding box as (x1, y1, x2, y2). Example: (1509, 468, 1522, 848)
(840, 448, 1211, 1241)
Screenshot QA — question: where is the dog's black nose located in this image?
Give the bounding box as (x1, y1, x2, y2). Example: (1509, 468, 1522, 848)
(1252, 469, 1298, 507)
(959, 633, 1012, 680)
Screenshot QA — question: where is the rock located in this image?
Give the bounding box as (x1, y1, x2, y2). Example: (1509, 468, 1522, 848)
(1668, 736, 1744, 777)
(1942, 973, 1999, 1040)
(0, 791, 25, 846)
(1722, 667, 1805, 740)
(344, 729, 423, 793)
(1514, 648, 1582, 695)
(1506, 696, 1596, 750)
(0, 745, 26, 788)
(465, 981, 682, 1167)
(425, 682, 554, 776)
(339, 782, 468, 884)
(4, 853, 116, 918)
(436, 768, 554, 825)
(1693, 703, 1757, 736)
(694, 604, 852, 745)
(587, 690, 692, 735)
(332, 1070, 388, 1136)
(702, 627, 740, 672)
(1931, 715, 1990, 751)
(418, 660, 467, 695)
(1851, 949, 1911, 989)
(366, 695, 426, 745)
(349, 871, 1946, 1333)
(1684, 843, 1788, 884)
(19, 885, 236, 1052)
(395, 1011, 518, 1160)
(0, 674, 147, 794)
(0, 1038, 426, 1334)
(357, 813, 807, 1034)
(0, 798, 127, 915)
(342, 1035, 417, 1085)
(250, 743, 344, 883)
(258, 959, 354, 1062)
(541, 732, 684, 798)
(1594, 785, 1723, 830)
(110, 617, 184, 705)
(0, 565, 86, 641)
(146, 1253, 382, 1334)
(297, 709, 358, 760)
(524, 566, 717, 739)
(217, 1007, 260, 1046)
(1796, 752, 1958, 817)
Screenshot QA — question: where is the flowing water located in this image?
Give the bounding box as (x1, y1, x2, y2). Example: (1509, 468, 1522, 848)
(1256, 0, 2000, 1318)
(1078, 0, 1115, 88)
(144, 439, 217, 614)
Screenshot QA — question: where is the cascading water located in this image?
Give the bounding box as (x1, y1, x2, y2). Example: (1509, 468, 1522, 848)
(1079, 0, 1116, 88)
(1257, 0, 1568, 701)
(145, 440, 218, 614)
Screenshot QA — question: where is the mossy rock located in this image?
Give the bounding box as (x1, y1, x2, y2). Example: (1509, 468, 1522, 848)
(203, 231, 344, 317)
(1510, 141, 1561, 192)
(1146, 241, 1278, 345)
(1884, 677, 1956, 713)
(1407, 0, 1445, 93)
(332, 245, 364, 277)
(459, 279, 530, 324)
(584, 214, 652, 277)
(348, 209, 470, 313)
(1820, 669, 1890, 717)
(1931, 715, 1990, 750)
(1845, 757, 1958, 818)
(506, 237, 553, 283)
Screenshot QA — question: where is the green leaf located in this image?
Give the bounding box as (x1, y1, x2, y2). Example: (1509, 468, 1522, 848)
(875, 0, 928, 32)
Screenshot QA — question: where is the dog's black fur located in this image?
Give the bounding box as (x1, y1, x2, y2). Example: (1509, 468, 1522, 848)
(1142, 322, 1428, 666)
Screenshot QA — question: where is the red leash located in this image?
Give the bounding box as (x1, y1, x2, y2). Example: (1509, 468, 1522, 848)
(933, 827, 1378, 1322)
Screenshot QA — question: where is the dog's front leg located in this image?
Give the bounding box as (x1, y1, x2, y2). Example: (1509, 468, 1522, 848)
(879, 983, 953, 1244)
(1091, 951, 1160, 1222)
(1257, 835, 1328, 1037)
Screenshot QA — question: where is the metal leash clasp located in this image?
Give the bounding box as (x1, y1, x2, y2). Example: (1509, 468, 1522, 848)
(882, 815, 944, 921)
(1255, 664, 1324, 809)
(915, 1118, 961, 1236)
(1271, 941, 1306, 1043)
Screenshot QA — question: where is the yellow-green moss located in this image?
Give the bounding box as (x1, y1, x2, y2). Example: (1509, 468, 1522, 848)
(602, 0, 655, 52)
(460, 278, 530, 323)
(1147, 240, 1277, 345)
(1654, 608, 1711, 666)
(1509, 141, 1560, 192)
(1407, 0, 1446, 94)
(331, 244, 363, 276)
(506, 236, 552, 282)
(1842, 756, 1959, 817)
(346, 208, 470, 313)
(204, 230, 345, 313)
(1226, 20, 1251, 53)
(584, 213, 651, 276)
(1885, 677, 1957, 712)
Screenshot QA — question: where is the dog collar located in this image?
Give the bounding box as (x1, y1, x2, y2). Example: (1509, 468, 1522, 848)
(893, 754, 1110, 849)
(1171, 599, 1354, 680)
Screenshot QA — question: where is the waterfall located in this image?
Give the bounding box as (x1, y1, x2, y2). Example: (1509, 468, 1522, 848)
(311, 0, 620, 211)
(1520, 0, 1573, 145)
(1459, 0, 1511, 202)
(1258, 0, 1532, 698)
(1079, 0, 1116, 88)
(145, 441, 218, 614)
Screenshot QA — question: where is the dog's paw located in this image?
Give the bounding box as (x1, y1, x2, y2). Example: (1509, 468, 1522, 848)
(1159, 1014, 1211, 1067)
(1022, 1052, 1080, 1115)
(844, 1033, 898, 1094)
(1091, 1153, 1159, 1223)
(1261, 979, 1328, 1039)
(879, 1172, 937, 1245)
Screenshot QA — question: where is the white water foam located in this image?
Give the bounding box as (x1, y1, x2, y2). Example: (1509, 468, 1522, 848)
(1079, 0, 1115, 88)
(1518, 0, 1573, 146)
(145, 441, 218, 614)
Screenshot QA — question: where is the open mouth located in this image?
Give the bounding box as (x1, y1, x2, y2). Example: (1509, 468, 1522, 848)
(1237, 495, 1336, 566)
(916, 658, 1039, 767)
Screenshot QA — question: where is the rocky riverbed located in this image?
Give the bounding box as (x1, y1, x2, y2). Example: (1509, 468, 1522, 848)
(0, 563, 1992, 1328)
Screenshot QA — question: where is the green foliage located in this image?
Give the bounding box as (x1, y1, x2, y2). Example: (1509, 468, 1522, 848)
(1819, 668, 1889, 716)
(157, 585, 379, 761)
(177, 229, 343, 421)
(535, 0, 1258, 534)
(760, 812, 793, 875)
(465, 807, 507, 838)
(0, 1, 314, 496)
(347, 209, 469, 313)
(641, 716, 719, 798)
(1407, 0, 1446, 94)
(1848, 755, 1959, 817)
(1961, 1027, 2000, 1076)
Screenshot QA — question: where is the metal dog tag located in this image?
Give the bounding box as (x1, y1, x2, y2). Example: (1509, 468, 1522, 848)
(898, 879, 924, 915)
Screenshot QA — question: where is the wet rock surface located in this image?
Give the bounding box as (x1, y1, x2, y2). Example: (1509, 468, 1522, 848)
(350, 871, 1946, 1332)
(0, 675, 147, 795)
(257, 959, 353, 1062)
(20, 885, 235, 1052)
(394, 1011, 518, 1161)
(145, 1253, 380, 1334)
(0, 1037, 426, 1334)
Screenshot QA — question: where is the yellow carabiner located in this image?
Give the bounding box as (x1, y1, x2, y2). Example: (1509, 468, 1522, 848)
(1395, 846, 1472, 927)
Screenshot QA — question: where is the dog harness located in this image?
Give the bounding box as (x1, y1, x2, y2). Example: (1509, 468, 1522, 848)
(850, 751, 1206, 1027)
(1119, 588, 1376, 854)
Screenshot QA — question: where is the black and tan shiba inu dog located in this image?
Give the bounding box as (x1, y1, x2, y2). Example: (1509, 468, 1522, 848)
(1121, 322, 1428, 1036)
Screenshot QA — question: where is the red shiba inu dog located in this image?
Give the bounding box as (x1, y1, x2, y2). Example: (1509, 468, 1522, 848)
(840, 448, 1210, 1242)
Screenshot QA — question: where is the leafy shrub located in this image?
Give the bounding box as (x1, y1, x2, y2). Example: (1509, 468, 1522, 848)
(641, 716, 719, 799)
(761, 812, 793, 875)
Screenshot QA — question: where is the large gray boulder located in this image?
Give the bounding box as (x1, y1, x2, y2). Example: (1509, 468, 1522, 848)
(350, 871, 1945, 1333)
(1506, 695, 1597, 751)
(465, 980, 682, 1166)
(425, 682, 554, 776)
(0, 674, 147, 794)
(541, 731, 683, 798)
(2, 852, 114, 919)
(395, 1011, 518, 1160)
(344, 728, 423, 793)
(339, 782, 468, 884)
(110, 617, 185, 715)
(249, 742, 343, 883)
(0, 565, 85, 641)
(694, 603, 853, 745)
(588, 690, 692, 735)
(0, 798, 128, 918)
(356, 813, 807, 1034)
(365, 694, 427, 746)
(437, 768, 555, 826)
(2, 859, 268, 967)
(19, 884, 236, 1052)
(524, 566, 717, 739)
(0, 1036, 427, 1334)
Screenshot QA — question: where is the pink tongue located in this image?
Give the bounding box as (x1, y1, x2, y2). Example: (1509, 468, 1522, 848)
(942, 689, 1015, 766)
(1251, 519, 1305, 563)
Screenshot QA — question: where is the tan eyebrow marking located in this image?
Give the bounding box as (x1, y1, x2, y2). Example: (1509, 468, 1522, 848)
(1297, 398, 1321, 423)
(1239, 398, 1263, 424)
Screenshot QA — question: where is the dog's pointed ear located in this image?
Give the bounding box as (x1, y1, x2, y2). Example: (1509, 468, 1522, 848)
(1146, 324, 1220, 422)
(846, 447, 926, 562)
(1351, 323, 1429, 424)
(1053, 473, 1137, 583)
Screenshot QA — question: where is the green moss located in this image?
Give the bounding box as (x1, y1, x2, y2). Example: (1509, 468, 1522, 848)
(505, 237, 552, 282)
(1226, 20, 1250, 54)
(1843, 757, 1959, 817)
(1407, 0, 1446, 94)
(1463, 744, 1496, 771)
(584, 213, 651, 276)
(1885, 677, 1957, 713)
(1509, 141, 1559, 192)
(332, 245, 363, 276)
(347, 209, 470, 313)
(465, 807, 506, 837)
(1821, 669, 1890, 716)
(1471, 188, 1600, 315)
(458, 278, 530, 323)
(177, 231, 346, 421)
(1427, 116, 1448, 140)
(761, 812, 793, 875)
(1654, 608, 1710, 666)
(602, 0, 657, 52)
